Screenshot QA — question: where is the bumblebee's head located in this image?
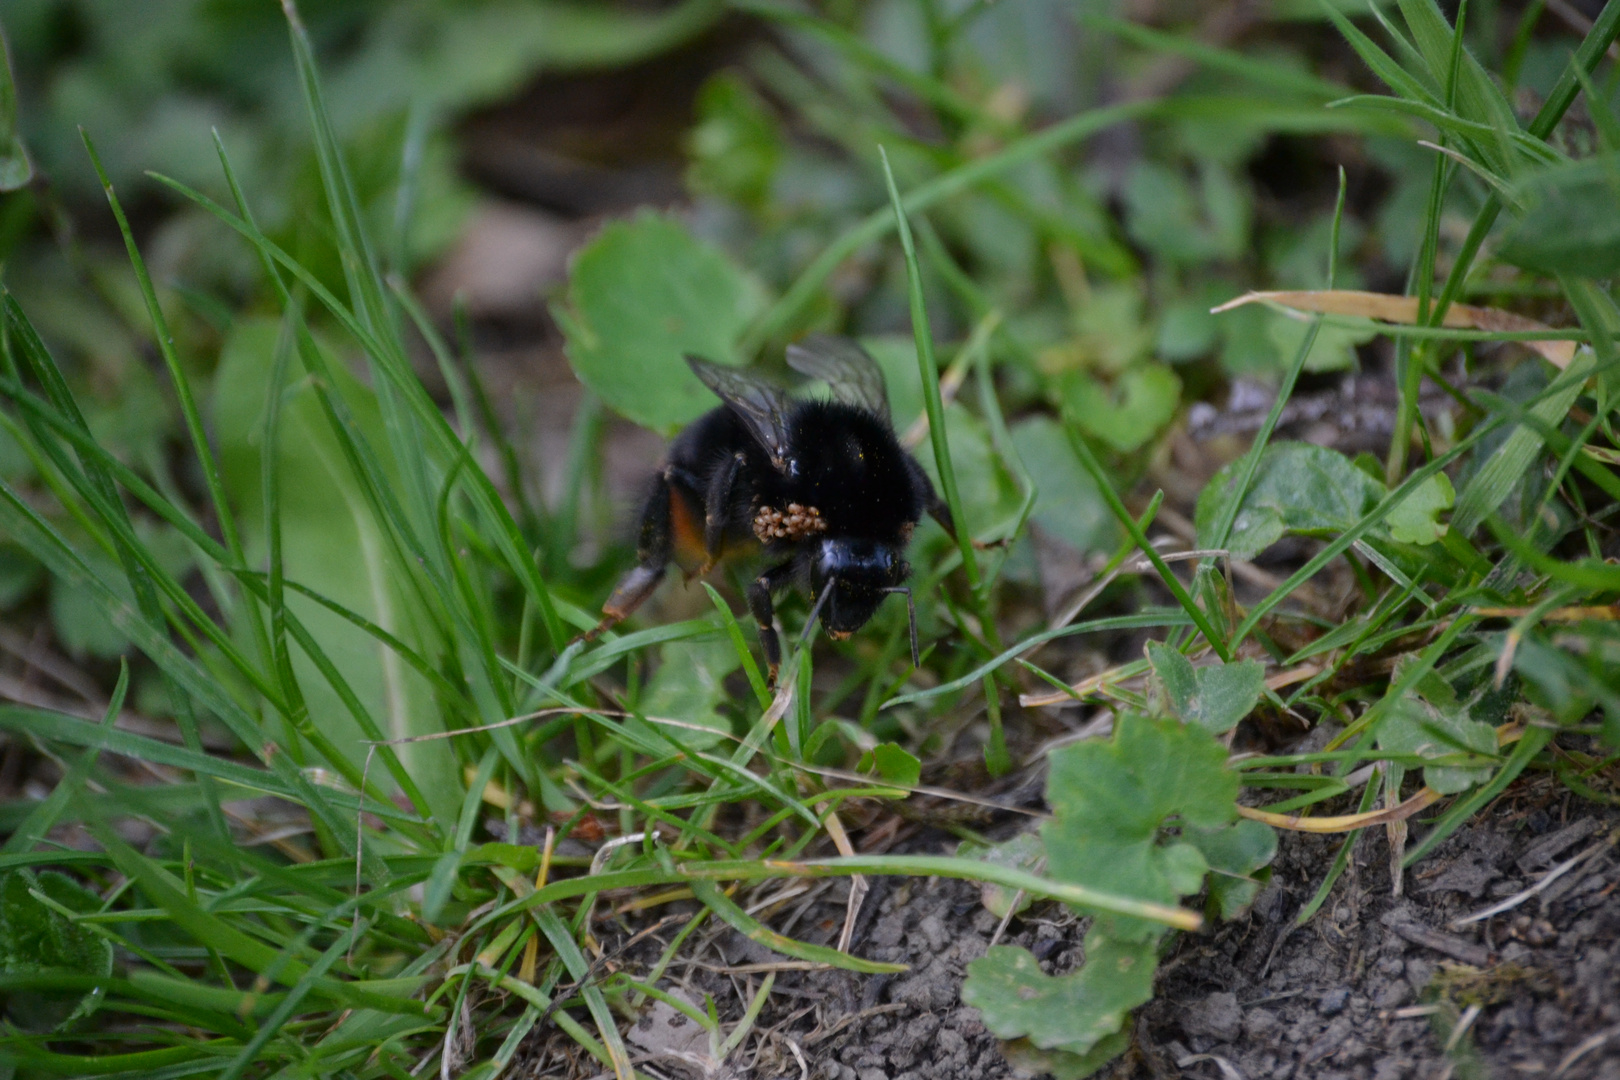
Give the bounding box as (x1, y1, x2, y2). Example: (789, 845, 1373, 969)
(809, 537, 909, 636)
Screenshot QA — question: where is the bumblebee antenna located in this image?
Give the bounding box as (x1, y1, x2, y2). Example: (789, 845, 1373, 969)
(801, 579, 836, 647)
(882, 586, 920, 669)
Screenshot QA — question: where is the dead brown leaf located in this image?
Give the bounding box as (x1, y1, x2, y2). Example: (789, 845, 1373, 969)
(1212, 289, 1577, 369)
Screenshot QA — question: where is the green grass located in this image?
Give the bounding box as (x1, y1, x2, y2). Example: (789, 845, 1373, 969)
(0, 1, 1618, 1077)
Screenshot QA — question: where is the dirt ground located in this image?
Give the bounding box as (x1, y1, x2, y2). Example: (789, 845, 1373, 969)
(515, 753, 1619, 1080)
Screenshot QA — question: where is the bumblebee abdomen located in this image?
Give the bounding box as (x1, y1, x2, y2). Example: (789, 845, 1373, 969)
(784, 400, 925, 537)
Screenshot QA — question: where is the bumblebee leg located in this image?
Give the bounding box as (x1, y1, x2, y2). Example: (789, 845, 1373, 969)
(746, 560, 795, 688)
(579, 469, 678, 644)
(698, 451, 746, 576)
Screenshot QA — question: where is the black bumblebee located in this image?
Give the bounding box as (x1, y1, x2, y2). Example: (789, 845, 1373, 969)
(584, 335, 953, 685)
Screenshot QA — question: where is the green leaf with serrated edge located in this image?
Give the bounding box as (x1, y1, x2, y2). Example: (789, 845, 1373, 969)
(0, 870, 113, 1032)
(1185, 819, 1278, 919)
(557, 210, 768, 434)
(1195, 441, 1384, 560)
(1146, 643, 1265, 734)
(1042, 713, 1236, 941)
(963, 937, 1156, 1056)
(1387, 471, 1454, 545)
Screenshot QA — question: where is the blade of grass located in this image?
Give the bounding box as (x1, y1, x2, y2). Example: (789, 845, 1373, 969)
(0, 466, 368, 862)
(1, 292, 228, 839)
(476, 853, 1202, 934)
(216, 916, 369, 1080)
(1421, 0, 1620, 333)
(885, 612, 1190, 708)
(80, 130, 268, 664)
(531, 905, 635, 1080)
(690, 879, 905, 973)
(0, 707, 417, 825)
(1206, 169, 1346, 578)
(879, 147, 985, 602)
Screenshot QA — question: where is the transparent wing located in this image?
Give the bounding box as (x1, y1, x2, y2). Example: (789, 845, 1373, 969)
(785, 334, 889, 418)
(685, 355, 794, 469)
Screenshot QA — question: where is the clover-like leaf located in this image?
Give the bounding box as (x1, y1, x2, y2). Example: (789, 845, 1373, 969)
(1147, 643, 1265, 734)
(1195, 441, 1384, 560)
(635, 637, 740, 752)
(963, 713, 1274, 1077)
(963, 936, 1157, 1057)
(0, 870, 113, 1032)
(1387, 471, 1455, 546)
(556, 210, 768, 434)
(1009, 416, 1118, 554)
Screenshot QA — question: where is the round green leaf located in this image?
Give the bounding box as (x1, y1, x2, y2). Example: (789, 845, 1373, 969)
(557, 211, 768, 434)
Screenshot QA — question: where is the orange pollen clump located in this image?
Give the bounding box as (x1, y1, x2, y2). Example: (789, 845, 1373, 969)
(753, 502, 828, 543)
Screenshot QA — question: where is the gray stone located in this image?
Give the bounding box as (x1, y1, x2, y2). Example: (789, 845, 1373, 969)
(1184, 991, 1243, 1042)
(1318, 987, 1350, 1016)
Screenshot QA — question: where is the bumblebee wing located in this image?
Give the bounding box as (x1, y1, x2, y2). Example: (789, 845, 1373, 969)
(785, 334, 889, 418)
(685, 355, 794, 469)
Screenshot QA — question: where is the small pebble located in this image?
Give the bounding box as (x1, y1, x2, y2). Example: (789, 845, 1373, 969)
(1318, 987, 1350, 1016)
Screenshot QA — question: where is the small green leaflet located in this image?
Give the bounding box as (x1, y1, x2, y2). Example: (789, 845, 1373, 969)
(857, 742, 921, 789)
(1146, 643, 1265, 734)
(1387, 472, 1454, 546)
(1058, 364, 1181, 454)
(957, 832, 1043, 919)
(1184, 819, 1277, 919)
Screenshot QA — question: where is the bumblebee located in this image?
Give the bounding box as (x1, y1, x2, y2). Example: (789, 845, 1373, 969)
(584, 335, 953, 685)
